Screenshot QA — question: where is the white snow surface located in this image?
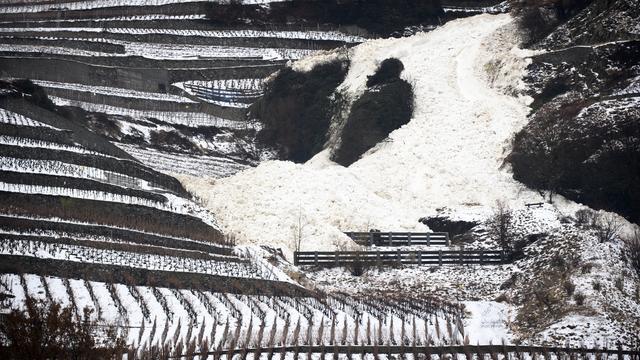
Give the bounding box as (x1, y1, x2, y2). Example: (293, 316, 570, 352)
(180, 14, 547, 259)
(462, 301, 513, 344)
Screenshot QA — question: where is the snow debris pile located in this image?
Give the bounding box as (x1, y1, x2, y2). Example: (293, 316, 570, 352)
(180, 14, 548, 257)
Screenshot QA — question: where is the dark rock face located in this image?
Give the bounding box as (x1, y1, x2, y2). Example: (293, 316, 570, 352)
(366, 58, 405, 87)
(252, 60, 349, 163)
(524, 41, 640, 110)
(509, 7, 640, 222)
(509, 93, 640, 222)
(513, 0, 640, 49)
(332, 58, 414, 166)
(419, 216, 479, 238)
(536, 0, 640, 49)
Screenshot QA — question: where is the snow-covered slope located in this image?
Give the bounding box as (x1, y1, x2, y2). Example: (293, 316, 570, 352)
(180, 14, 546, 256)
(178, 14, 640, 344)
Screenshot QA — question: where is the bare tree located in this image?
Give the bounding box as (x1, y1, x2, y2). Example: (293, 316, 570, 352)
(625, 229, 640, 277)
(486, 201, 515, 253)
(0, 277, 13, 309)
(292, 205, 308, 252)
(574, 209, 595, 226)
(594, 213, 622, 243)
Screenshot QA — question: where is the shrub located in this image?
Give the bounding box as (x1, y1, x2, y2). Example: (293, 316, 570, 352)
(511, 239, 529, 260)
(550, 254, 567, 269)
(573, 292, 586, 306)
(563, 280, 576, 296)
(348, 258, 374, 277)
(0, 296, 126, 359)
(592, 280, 602, 291)
(532, 279, 562, 313)
(581, 262, 594, 274)
(333, 59, 413, 166)
(486, 201, 515, 253)
(624, 230, 640, 277)
(500, 273, 519, 290)
(614, 276, 625, 292)
(149, 130, 197, 152)
(512, 0, 593, 47)
(515, 6, 556, 47)
(526, 233, 547, 243)
(594, 213, 622, 243)
(85, 113, 122, 139)
(575, 209, 595, 226)
(252, 60, 349, 163)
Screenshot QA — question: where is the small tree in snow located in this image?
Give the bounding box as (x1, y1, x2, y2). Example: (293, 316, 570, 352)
(625, 230, 640, 277)
(594, 213, 622, 243)
(292, 205, 308, 252)
(575, 209, 595, 227)
(486, 201, 515, 253)
(0, 277, 12, 309)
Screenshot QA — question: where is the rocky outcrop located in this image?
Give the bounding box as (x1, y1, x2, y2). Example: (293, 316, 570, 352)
(509, 1, 640, 222)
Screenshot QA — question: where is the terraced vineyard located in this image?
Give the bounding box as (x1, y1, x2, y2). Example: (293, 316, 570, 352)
(3, 92, 454, 357)
(1, 271, 465, 356)
(0, 0, 513, 357)
(0, 0, 366, 178)
(0, 99, 464, 356)
(0, 102, 463, 357)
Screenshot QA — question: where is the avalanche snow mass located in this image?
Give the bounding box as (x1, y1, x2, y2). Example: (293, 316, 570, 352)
(181, 14, 575, 258)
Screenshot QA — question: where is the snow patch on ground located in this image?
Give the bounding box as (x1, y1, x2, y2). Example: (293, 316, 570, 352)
(463, 301, 514, 344)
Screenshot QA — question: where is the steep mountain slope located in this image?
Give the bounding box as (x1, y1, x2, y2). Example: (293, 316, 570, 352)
(0, 81, 324, 351)
(508, 0, 640, 222)
(181, 14, 542, 254)
(0, 0, 365, 179)
(180, 12, 640, 346)
(0, 1, 501, 356)
(1, 81, 468, 355)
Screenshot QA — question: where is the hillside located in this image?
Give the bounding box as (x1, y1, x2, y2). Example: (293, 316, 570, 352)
(508, 0, 640, 223)
(1, 77, 477, 357)
(179, 8, 640, 348)
(180, 13, 538, 255)
(0, 0, 638, 357)
(0, 0, 498, 357)
(0, 79, 320, 350)
(0, 0, 367, 179)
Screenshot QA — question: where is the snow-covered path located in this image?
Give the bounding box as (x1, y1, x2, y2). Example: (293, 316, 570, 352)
(180, 14, 544, 257)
